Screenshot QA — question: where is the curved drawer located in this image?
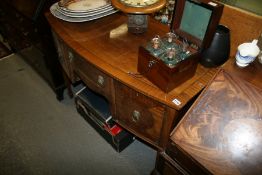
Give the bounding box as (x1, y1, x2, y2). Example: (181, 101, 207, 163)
(74, 56, 114, 103)
(115, 81, 166, 146)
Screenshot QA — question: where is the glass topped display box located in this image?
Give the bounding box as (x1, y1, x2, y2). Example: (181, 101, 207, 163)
(138, 0, 224, 93)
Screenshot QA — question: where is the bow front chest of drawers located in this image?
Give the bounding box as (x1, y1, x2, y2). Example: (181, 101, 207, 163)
(46, 12, 217, 149)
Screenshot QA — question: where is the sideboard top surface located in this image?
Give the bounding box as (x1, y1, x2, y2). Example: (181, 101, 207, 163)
(171, 67, 262, 174)
(45, 12, 217, 110)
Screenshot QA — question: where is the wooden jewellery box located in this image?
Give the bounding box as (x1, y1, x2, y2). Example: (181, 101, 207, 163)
(137, 0, 223, 93)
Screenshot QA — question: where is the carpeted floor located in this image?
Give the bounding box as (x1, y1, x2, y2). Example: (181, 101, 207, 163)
(0, 54, 156, 175)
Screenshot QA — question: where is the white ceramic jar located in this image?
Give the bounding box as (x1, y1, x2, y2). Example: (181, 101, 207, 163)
(235, 40, 260, 67)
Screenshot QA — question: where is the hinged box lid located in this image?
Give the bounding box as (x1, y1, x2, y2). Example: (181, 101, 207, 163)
(171, 0, 223, 50)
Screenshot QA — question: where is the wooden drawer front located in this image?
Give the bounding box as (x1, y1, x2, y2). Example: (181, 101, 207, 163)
(115, 82, 165, 145)
(74, 56, 114, 101)
(52, 31, 76, 82)
(62, 45, 78, 82)
(52, 31, 68, 73)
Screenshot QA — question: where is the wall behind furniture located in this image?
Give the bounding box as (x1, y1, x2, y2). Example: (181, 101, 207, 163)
(219, 0, 262, 16)
(219, 5, 262, 57)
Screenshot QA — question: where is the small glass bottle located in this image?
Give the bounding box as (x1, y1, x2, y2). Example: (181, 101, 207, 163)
(152, 35, 161, 49)
(167, 47, 176, 61)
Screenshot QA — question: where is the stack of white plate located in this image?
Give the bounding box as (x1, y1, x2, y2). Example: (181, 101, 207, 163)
(50, 0, 118, 22)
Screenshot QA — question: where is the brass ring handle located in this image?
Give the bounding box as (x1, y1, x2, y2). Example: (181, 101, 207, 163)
(68, 51, 74, 62)
(97, 75, 105, 86)
(57, 48, 64, 63)
(132, 110, 140, 122)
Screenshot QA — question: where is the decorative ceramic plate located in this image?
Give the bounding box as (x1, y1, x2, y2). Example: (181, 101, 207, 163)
(50, 2, 118, 22)
(57, 4, 113, 15)
(56, 3, 114, 17)
(58, 0, 110, 13)
(58, 4, 112, 14)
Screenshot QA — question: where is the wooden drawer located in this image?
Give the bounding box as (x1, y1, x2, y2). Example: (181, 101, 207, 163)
(115, 81, 166, 145)
(74, 56, 114, 103)
(62, 44, 78, 83)
(52, 31, 76, 82)
(52, 32, 67, 72)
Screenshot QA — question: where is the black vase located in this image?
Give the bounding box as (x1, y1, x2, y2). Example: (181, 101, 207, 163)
(200, 25, 230, 67)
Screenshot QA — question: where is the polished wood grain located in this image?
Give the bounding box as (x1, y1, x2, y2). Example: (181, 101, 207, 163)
(115, 81, 166, 145)
(171, 68, 262, 175)
(222, 58, 262, 90)
(46, 12, 217, 111)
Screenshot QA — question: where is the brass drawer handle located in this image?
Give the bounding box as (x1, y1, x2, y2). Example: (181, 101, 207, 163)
(57, 48, 62, 58)
(132, 110, 140, 122)
(97, 75, 105, 86)
(68, 51, 74, 62)
(57, 47, 64, 63)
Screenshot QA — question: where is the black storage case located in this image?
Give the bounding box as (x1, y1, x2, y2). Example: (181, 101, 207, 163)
(75, 86, 134, 152)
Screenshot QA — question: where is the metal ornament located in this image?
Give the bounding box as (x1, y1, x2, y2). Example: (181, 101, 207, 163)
(127, 14, 148, 34)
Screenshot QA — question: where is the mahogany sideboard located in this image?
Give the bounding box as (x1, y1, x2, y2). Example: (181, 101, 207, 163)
(45, 12, 218, 150)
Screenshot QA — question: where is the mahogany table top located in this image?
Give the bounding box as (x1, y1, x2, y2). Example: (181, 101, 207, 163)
(171, 59, 262, 174)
